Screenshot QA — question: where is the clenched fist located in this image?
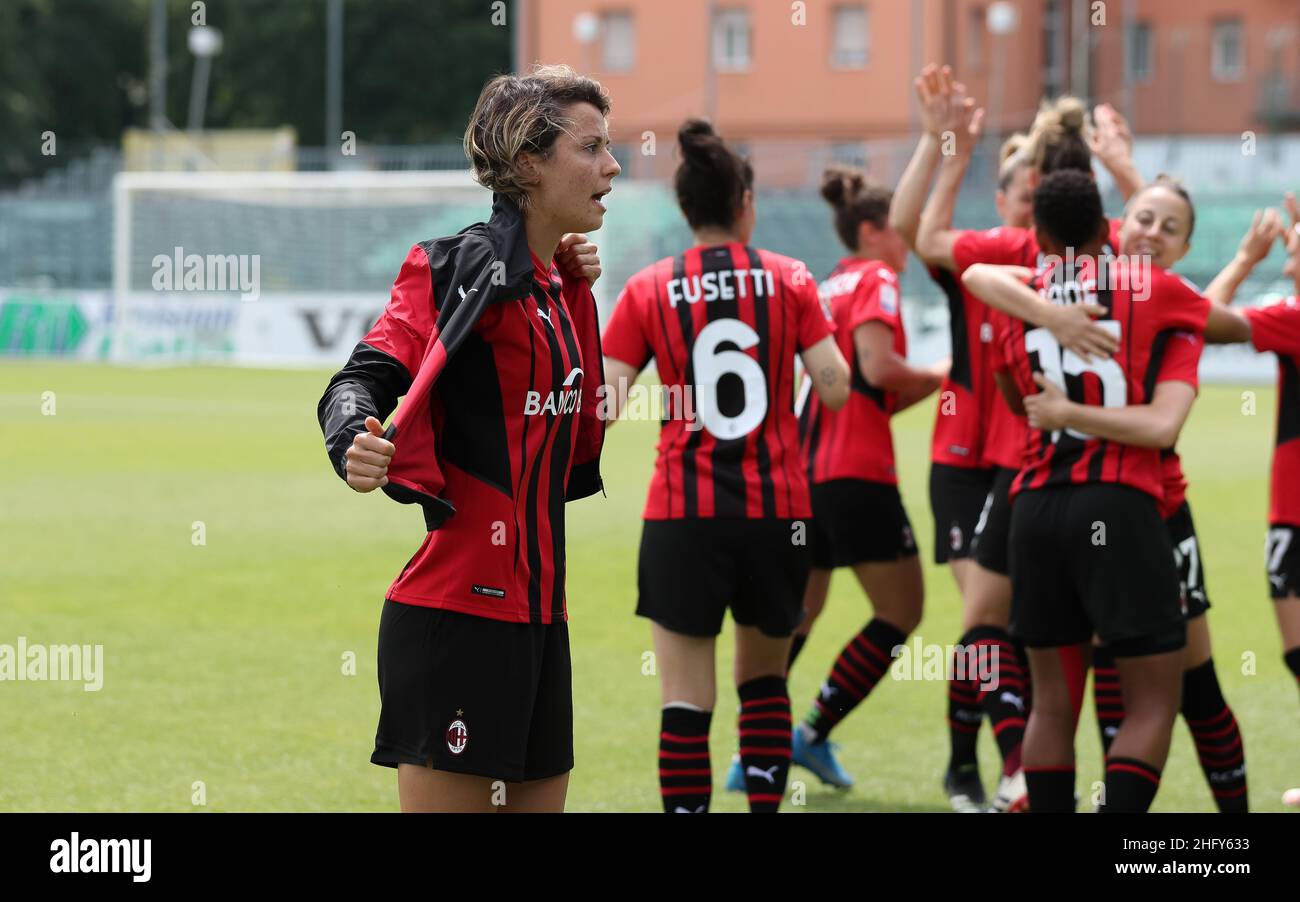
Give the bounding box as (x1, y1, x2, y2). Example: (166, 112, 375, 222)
(345, 416, 394, 492)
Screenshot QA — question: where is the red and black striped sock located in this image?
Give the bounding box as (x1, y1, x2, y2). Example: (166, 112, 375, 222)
(1101, 756, 1162, 813)
(967, 626, 1027, 776)
(946, 657, 983, 770)
(787, 634, 808, 672)
(1285, 647, 1300, 698)
(659, 705, 712, 814)
(1092, 644, 1125, 756)
(1024, 765, 1076, 812)
(1181, 658, 1247, 813)
(737, 675, 792, 813)
(805, 618, 905, 742)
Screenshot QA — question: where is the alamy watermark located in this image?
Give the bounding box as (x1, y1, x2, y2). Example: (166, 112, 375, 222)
(0, 637, 104, 691)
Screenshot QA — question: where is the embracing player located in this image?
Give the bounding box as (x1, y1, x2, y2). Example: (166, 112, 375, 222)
(964, 169, 1212, 813)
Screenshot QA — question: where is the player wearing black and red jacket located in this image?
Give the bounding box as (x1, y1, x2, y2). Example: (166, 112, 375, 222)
(316, 67, 619, 813)
(602, 120, 850, 814)
(965, 170, 1210, 814)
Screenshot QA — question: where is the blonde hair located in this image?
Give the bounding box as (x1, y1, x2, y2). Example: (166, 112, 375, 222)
(997, 132, 1031, 190)
(1024, 95, 1092, 175)
(463, 64, 610, 209)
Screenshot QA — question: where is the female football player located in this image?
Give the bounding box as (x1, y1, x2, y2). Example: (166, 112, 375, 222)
(318, 65, 618, 813)
(601, 119, 850, 813)
(906, 83, 1135, 811)
(964, 171, 1216, 812)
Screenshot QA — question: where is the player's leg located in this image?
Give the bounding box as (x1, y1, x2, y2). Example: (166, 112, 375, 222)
(1080, 486, 1188, 814)
(501, 773, 570, 813)
(1266, 527, 1300, 701)
(789, 568, 832, 671)
(728, 517, 808, 812)
(733, 625, 795, 812)
(637, 519, 727, 813)
(1278, 594, 1300, 697)
(1169, 504, 1247, 812)
(1009, 486, 1087, 812)
(1179, 616, 1247, 812)
(1090, 639, 1124, 756)
(963, 467, 1028, 811)
(1022, 644, 1086, 812)
(653, 623, 717, 813)
(1105, 648, 1183, 812)
(932, 464, 997, 809)
(396, 765, 500, 813)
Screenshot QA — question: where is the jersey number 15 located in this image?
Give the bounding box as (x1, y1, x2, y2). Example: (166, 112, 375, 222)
(1025, 322, 1126, 443)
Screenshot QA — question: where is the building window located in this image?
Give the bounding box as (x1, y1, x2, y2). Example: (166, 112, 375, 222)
(1211, 19, 1244, 82)
(712, 8, 751, 72)
(830, 6, 868, 69)
(600, 12, 635, 72)
(1129, 22, 1152, 82)
(967, 7, 985, 72)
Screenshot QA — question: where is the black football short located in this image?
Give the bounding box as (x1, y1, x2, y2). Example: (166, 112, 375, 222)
(1165, 501, 1211, 619)
(637, 518, 810, 638)
(929, 464, 998, 564)
(1266, 524, 1300, 599)
(371, 600, 573, 783)
(1008, 484, 1185, 657)
(971, 467, 1017, 576)
(808, 478, 918, 569)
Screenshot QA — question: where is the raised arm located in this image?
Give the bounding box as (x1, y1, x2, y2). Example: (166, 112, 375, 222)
(914, 82, 984, 270)
(1204, 208, 1284, 305)
(1088, 103, 1144, 202)
(890, 65, 953, 250)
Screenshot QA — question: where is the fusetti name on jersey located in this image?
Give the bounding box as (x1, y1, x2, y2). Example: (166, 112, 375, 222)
(666, 268, 778, 308)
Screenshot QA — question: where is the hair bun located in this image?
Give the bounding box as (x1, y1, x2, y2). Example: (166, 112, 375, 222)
(820, 166, 865, 208)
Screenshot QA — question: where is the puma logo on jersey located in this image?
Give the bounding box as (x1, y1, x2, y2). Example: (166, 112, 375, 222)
(535, 306, 553, 326)
(524, 369, 583, 416)
(746, 765, 780, 784)
(458, 286, 478, 301)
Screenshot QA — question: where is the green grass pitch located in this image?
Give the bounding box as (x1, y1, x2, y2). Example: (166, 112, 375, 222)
(0, 362, 1295, 812)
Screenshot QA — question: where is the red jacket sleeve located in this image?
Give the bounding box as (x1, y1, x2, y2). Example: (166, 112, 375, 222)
(1246, 298, 1300, 357)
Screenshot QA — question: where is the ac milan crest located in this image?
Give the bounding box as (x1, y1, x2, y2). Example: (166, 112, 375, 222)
(446, 717, 469, 755)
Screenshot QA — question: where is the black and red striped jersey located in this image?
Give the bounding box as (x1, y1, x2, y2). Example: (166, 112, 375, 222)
(319, 212, 604, 625)
(993, 258, 1209, 502)
(948, 220, 1124, 470)
(603, 242, 832, 520)
(1245, 298, 1300, 526)
(800, 257, 905, 485)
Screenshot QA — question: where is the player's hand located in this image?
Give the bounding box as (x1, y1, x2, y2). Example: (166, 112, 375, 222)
(1024, 374, 1071, 431)
(1237, 208, 1285, 265)
(345, 416, 394, 493)
(1047, 303, 1119, 362)
(914, 63, 950, 139)
(1088, 103, 1133, 168)
(557, 233, 601, 286)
